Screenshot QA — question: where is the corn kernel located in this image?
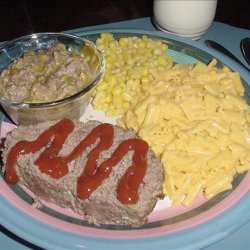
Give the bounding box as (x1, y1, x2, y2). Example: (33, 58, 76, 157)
(119, 37, 128, 47)
(112, 87, 122, 96)
(96, 82, 107, 91)
(122, 92, 132, 102)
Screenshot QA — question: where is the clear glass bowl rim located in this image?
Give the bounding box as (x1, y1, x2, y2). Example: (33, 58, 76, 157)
(0, 32, 105, 109)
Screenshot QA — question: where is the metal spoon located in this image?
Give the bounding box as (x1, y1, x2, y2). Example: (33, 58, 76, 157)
(240, 37, 250, 65)
(205, 39, 250, 72)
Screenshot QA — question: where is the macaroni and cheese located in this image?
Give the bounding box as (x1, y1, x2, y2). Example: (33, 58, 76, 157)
(119, 59, 250, 206)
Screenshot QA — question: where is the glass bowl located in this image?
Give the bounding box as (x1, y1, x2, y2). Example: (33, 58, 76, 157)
(0, 32, 105, 125)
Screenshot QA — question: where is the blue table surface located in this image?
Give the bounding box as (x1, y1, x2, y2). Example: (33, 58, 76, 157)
(1, 17, 250, 250)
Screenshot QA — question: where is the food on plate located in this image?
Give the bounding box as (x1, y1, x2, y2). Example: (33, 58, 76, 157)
(0, 43, 92, 103)
(2, 119, 164, 226)
(118, 59, 250, 206)
(92, 33, 173, 116)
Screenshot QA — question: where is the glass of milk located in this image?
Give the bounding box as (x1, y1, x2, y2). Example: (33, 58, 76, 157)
(153, 0, 218, 40)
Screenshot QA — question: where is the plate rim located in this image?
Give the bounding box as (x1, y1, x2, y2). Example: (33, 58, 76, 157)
(0, 28, 250, 249)
(1, 192, 249, 250)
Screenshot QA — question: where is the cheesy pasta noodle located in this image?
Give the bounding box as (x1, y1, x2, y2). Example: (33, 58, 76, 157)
(118, 59, 250, 206)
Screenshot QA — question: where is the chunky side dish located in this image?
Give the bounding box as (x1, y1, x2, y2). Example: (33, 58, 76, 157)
(93, 33, 250, 206)
(0, 43, 92, 103)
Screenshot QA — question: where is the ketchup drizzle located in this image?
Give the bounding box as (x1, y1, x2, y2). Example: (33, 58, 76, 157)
(5, 119, 74, 184)
(5, 119, 149, 204)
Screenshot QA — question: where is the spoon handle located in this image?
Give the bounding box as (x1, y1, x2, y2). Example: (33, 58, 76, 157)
(205, 40, 250, 72)
(240, 38, 250, 65)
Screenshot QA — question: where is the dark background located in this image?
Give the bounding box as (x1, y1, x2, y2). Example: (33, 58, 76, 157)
(0, 0, 249, 249)
(0, 0, 249, 41)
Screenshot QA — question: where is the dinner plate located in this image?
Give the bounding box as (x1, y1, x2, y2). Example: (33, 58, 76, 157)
(0, 29, 250, 250)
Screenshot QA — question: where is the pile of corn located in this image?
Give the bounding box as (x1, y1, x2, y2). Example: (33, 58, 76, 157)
(92, 33, 173, 116)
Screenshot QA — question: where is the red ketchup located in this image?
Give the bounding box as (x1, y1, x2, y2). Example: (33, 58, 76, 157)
(5, 119, 149, 204)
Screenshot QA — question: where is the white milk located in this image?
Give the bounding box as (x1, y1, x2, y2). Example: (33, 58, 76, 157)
(153, 0, 218, 39)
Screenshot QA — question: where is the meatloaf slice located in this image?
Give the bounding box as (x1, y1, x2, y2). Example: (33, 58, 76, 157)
(2, 119, 164, 226)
